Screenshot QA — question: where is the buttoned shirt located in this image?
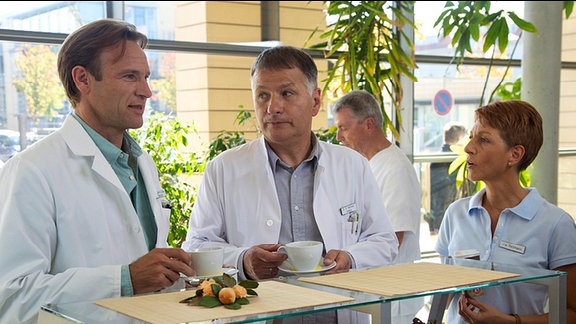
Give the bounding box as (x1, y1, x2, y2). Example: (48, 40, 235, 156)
(266, 138, 323, 246)
(435, 187, 576, 323)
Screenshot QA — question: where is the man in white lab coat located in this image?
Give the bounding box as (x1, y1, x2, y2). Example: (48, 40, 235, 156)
(0, 19, 194, 323)
(183, 47, 399, 324)
(333, 90, 424, 324)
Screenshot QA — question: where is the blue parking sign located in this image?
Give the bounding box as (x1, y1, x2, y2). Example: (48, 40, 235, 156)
(433, 89, 453, 116)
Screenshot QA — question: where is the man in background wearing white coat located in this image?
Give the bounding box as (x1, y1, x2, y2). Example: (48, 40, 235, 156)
(333, 90, 424, 324)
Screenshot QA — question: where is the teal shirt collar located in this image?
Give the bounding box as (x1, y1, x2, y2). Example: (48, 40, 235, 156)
(71, 112, 143, 162)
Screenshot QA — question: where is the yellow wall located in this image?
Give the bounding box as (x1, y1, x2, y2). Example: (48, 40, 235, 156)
(174, 1, 328, 144)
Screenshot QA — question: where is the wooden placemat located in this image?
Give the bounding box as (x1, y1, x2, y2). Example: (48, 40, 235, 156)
(94, 280, 354, 324)
(299, 262, 520, 297)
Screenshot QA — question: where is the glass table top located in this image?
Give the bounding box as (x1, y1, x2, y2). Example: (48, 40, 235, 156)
(40, 258, 565, 324)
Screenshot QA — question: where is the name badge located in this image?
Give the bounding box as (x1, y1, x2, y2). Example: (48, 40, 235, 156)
(499, 241, 526, 254)
(340, 203, 357, 216)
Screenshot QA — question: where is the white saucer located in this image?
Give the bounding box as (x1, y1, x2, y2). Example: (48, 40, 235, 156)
(182, 267, 239, 282)
(278, 259, 336, 274)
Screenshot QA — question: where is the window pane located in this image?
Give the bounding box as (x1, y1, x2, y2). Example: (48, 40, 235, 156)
(414, 1, 525, 60)
(1, 42, 66, 143)
(125, 1, 175, 41)
(0, 1, 105, 33)
(413, 63, 521, 154)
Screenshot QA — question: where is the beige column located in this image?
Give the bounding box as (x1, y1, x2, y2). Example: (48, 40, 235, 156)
(522, 1, 562, 204)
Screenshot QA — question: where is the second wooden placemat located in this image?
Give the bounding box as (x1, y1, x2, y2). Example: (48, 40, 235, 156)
(299, 262, 520, 297)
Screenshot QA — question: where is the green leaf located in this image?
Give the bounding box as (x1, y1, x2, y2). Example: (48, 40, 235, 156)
(224, 302, 242, 310)
(213, 276, 225, 287)
(564, 1, 574, 18)
(449, 157, 466, 175)
(239, 280, 259, 289)
(519, 164, 532, 187)
(483, 19, 502, 53)
(508, 12, 537, 33)
(246, 288, 258, 296)
(211, 284, 221, 296)
(498, 20, 509, 53)
(237, 297, 250, 305)
(179, 294, 198, 303)
(482, 12, 501, 26)
(462, 30, 473, 54)
(199, 296, 222, 308)
(469, 22, 480, 41)
(222, 273, 237, 287)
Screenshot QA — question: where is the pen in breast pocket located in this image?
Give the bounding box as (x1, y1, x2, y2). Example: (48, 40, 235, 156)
(161, 199, 172, 209)
(348, 213, 359, 234)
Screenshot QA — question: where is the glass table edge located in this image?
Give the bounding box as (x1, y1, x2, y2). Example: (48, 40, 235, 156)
(40, 258, 565, 323)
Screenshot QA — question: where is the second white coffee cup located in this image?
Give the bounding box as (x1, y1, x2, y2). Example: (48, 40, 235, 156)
(187, 246, 223, 277)
(278, 241, 323, 271)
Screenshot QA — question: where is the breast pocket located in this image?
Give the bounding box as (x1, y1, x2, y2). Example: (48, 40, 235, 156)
(155, 190, 172, 228)
(339, 212, 361, 245)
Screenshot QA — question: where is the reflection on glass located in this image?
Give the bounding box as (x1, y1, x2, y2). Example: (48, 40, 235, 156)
(125, 1, 175, 41)
(0, 1, 105, 33)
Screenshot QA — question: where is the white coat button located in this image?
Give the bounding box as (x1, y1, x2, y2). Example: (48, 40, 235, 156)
(134, 226, 141, 233)
(294, 205, 299, 211)
(266, 220, 273, 227)
(119, 153, 124, 158)
(130, 175, 135, 181)
(493, 235, 498, 241)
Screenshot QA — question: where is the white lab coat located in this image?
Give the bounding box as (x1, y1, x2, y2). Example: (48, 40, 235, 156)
(0, 115, 170, 323)
(183, 136, 399, 271)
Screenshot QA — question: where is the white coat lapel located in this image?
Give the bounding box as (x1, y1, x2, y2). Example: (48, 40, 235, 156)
(59, 115, 127, 193)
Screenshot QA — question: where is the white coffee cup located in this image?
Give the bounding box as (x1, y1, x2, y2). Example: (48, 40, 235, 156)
(187, 246, 224, 276)
(278, 241, 323, 271)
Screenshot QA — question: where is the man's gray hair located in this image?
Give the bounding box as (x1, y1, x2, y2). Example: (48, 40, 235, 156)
(332, 90, 384, 127)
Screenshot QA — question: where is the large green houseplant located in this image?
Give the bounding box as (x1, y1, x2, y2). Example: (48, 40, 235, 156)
(130, 112, 204, 247)
(307, 1, 417, 141)
(433, 1, 537, 107)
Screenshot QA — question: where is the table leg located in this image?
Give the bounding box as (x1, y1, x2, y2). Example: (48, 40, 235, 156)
(428, 293, 449, 324)
(350, 302, 390, 323)
(531, 274, 566, 323)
